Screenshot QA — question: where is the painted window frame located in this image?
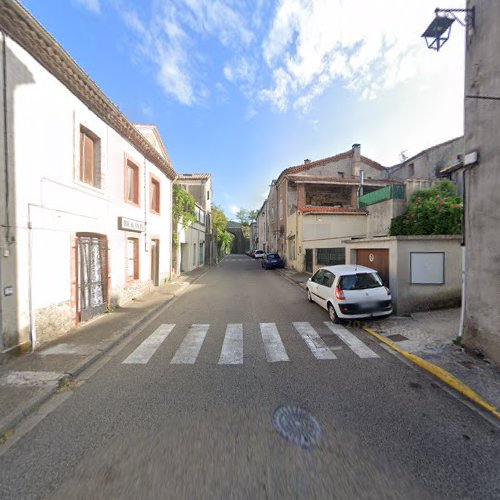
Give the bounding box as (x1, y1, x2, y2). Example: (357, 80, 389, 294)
(150, 173, 161, 214)
(124, 154, 141, 207)
(126, 236, 140, 282)
(79, 126, 102, 189)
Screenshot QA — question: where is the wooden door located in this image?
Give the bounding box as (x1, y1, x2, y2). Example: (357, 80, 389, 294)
(356, 249, 389, 286)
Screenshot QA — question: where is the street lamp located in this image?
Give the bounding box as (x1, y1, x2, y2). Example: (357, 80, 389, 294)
(421, 7, 475, 51)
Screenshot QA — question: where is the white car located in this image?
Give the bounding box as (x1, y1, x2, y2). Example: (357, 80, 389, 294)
(253, 250, 265, 259)
(306, 264, 392, 323)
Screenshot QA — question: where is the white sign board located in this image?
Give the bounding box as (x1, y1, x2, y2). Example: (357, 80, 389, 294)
(410, 252, 445, 285)
(118, 216, 145, 233)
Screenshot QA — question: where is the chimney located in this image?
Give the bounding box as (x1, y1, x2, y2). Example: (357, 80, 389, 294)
(351, 143, 361, 177)
(304, 159, 311, 164)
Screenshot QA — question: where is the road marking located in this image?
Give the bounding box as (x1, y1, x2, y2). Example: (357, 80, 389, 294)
(323, 322, 379, 358)
(122, 324, 175, 364)
(293, 322, 337, 360)
(171, 324, 209, 364)
(260, 323, 290, 362)
(218, 324, 243, 364)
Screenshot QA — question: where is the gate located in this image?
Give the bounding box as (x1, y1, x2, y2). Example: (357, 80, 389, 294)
(77, 234, 108, 321)
(305, 249, 313, 273)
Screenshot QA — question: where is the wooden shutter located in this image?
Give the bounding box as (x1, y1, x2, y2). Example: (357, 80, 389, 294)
(80, 132, 95, 185)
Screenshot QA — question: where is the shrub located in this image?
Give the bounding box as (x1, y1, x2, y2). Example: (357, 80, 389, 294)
(389, 181, 462, 236)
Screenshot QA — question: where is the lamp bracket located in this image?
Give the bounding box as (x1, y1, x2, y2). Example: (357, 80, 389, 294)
(435, 7, 475, 29)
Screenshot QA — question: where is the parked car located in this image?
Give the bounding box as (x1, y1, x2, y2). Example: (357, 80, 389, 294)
(253, 249, 265, 259)
(306, 264, 392, 323)
(261, 253, 284, 269)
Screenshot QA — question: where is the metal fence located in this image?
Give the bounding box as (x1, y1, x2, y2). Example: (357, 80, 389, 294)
(359, 184, 405, 207)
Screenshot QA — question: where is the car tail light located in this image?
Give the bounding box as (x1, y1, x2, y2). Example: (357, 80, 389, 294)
(335, 287, 345, 300)
(385, 286, 391, 297)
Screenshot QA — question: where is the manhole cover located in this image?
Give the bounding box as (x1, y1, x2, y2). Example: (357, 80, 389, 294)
(272, 406, 321, 449)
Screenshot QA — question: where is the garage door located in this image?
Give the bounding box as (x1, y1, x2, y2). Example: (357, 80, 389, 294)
(356, 249, 389, 286)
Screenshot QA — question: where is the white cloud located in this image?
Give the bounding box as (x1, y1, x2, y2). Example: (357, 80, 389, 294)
(76, 0, 101, 14)
(120, 0, 253, 105)
(259, 0, 465, 111)
(229, 205, 240, 216)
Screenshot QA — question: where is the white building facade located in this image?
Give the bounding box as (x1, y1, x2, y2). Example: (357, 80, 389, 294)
(175, 174, 212, 274)
(0, 1, 176, 351)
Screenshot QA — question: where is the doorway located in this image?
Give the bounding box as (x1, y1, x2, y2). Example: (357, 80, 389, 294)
(150, 239, 160, 286)
(76, 233, 108, 322)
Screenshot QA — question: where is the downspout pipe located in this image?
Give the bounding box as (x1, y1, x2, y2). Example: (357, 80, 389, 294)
(1, 32, 9, 350)
(28, 204, 36, 351)
(455, 168, 467, 344)
(2, 32, 10, 244)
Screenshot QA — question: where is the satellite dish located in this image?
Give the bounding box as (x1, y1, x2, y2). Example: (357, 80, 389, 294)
(399, 150, 408, 162)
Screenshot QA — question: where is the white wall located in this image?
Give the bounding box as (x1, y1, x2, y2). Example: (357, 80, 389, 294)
(2, 35, 173, 347)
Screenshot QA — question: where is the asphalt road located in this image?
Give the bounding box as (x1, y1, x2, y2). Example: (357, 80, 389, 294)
(0, 255, 499, 499)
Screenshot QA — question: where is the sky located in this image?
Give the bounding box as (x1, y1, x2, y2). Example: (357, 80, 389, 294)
(21, 0, 465, 218)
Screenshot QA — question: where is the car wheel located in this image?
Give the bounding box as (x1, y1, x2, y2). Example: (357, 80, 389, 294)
(328, 303, 340, 324)
(307, 289, 313, 302)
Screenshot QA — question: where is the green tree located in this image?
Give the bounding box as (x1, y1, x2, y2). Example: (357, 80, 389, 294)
(235, 208, 258, 239)
(390, 180, 462, 236)
(172, 184, 197, 248)
(212, 205, 234, 257)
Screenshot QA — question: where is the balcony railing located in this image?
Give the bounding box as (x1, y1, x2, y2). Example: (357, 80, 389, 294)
(359, 184, 405, 207)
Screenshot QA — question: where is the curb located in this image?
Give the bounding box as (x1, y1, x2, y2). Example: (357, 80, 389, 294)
(0, 266, 213, 439)
(277, 269, 308, 290)
(362, 325, 500, 420)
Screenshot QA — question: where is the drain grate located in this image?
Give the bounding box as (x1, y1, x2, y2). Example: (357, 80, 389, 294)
(387, 334, 408, 342)
(272, 405, 321, 449)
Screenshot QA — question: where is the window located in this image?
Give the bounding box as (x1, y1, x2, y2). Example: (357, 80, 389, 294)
(125, 160, 140, 205)
(207, 190, 210, 200)
(323, 271, 335, 288)
(279, 199, 283, 220)
(316, 248, 345, 266)
(127, 238, 139, 281)
(338, 171, 344, 178)
(150, 176, 160, 213)
(79, 127, 101, 188)
(339, 273, 383, 290)
(408, 163, 415, 177)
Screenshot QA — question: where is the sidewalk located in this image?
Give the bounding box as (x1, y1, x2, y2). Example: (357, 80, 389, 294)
(279, 268, 500, 414)
(0, 266, 210, 438)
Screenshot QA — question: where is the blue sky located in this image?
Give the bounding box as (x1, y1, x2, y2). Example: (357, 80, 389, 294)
(22, 0, 465, 218)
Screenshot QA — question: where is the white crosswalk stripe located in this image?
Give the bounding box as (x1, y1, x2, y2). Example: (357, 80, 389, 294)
(122, 324, 175, 364)
(121, 322, 381, 366)
(260, 323, 290, 362)
(170, 324, 209, 364)
(323, 322, 379, 359)
(219, 324, 243, 364)
(292, 322, 337, 360)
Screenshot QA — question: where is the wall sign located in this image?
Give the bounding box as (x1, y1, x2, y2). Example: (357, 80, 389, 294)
(410, 252, 445, 285)
(118, 217, 145, 233)
(368, 253, 375, 262)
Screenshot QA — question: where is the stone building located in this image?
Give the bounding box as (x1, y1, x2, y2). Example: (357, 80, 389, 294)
(461, 0, 500, 363)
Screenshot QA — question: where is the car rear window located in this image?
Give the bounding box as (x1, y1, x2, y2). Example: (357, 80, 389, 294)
(266, 253, 279, 258)
(339, 273, 383, 290)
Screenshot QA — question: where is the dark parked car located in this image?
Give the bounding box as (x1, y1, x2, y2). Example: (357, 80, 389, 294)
(261, 253, 284, 269)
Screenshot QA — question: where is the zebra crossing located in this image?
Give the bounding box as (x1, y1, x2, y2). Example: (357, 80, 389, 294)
(122, 322, 380, 366)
